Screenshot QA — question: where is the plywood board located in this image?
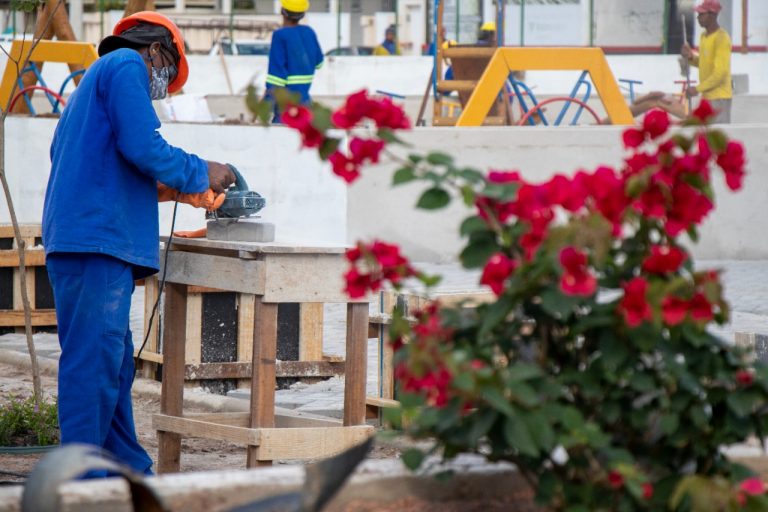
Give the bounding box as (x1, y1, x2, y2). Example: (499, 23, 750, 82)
(161, 251, 266, 295)
(254, 425, 373, 461)
(154, 414, 261, 445)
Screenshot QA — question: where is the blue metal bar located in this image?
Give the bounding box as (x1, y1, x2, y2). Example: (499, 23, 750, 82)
(508, 78, 547, 126)
(618, 78, 643, 103)
(554, 70, 591, 126)
(18, 63, 60, 114)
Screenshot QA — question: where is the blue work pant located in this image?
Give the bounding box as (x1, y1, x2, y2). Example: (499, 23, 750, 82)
(46, 252, 153, 475)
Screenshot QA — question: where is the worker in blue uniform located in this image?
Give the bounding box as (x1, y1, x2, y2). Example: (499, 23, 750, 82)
(42, 11, 235, 475)
(266, 0, 324, 123)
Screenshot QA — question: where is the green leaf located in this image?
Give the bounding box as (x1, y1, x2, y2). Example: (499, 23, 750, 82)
(706, 129, 728, 153)
(408, 154, 423, 164)
(452, 372, 474, 392)
(503, 414, 539, 457)
(458, 167, 485, 183)
(629, 372, 655, 392)
(318, 137, 340, 160)
(479, 294, 513, 335)
(599, 337, 629, 370)
(416, 187, 451, 209)
(460, 185, 476, 207)
(506, 364, 544, 382)
(523, 411, 556, 452)
(310, 104, 333, 132)
(481, 387, 515, 417)
(727, 392, 756, 417)
(466, 409, 498, 445)
(660, 412, 680, 435)
(256, 101, 273, 126)
(376, 128, 405, 145)
(426, 152, 454, 166)
(417, 273, 442, 287)
(459, 237, 499, 269)
(540, 289, 579, 320)
(401, 448, 425, 470)
(393, 166, 418, 185)
(459, 216, 489, 237)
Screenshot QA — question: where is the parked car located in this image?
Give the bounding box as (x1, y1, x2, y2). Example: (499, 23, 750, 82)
(209, 39, 270, 56)
(325, 46, 374, 57)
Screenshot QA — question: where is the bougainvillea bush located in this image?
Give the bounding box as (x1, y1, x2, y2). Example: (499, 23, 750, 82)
(259, 91, 768, 511)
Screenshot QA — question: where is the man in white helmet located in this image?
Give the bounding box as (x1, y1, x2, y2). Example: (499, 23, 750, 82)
(266, 0, 324, 123)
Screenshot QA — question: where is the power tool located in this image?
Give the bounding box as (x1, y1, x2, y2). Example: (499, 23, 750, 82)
(206, 164, 274, 242)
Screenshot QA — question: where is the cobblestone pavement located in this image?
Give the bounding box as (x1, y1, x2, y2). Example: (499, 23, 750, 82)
(3, 260, 768, 417)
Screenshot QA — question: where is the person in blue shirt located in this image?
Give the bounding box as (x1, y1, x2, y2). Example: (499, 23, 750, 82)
(42, 11, 234, 475)
(266, 0, 324, 123)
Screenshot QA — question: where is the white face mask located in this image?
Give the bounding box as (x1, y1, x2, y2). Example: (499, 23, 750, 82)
(142, 50, 176, 100)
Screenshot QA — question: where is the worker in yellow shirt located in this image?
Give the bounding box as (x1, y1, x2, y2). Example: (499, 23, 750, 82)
(374, 25, 401, 56)
(682, 0, 732, 123)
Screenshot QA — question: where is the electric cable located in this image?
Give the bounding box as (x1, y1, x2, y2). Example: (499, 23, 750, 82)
(133, 200, 179, 382)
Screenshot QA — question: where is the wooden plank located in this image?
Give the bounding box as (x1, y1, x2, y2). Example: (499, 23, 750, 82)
(344, 303, 368, 427)
(262, 253, 353, 303)
(188, 285, 228, 293)
(0, 249, 46, 268)
(237, 293, 256, 389)
(185, 292, 203, 364)
(0, 309, 57, 327)
(437, 80, 476, 93)
(381, 325, 394, 400)
(140, 276, 160, 379)
(161, 251, 266, 295)
(0, 224, 42, 239)
(157, 282, 187, 474)
(254, 425, 374, 461)
(153, 414, 261, 445)
(183, 411, 344, 429)
(442, 46, 496, 59)
(299, 303, 324, 361)
(134, 350, 163, 364)
(248, 298, 278, 467)
(185, 360, 345, 380)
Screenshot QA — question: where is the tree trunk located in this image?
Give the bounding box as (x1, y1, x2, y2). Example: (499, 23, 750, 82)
(0, 119, 43, 406)
(123, 0, 155, 18)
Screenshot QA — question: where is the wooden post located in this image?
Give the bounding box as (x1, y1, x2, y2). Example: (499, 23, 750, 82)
(247, 298, 278, 467)
(140, 276, 160, 379)
(299, 303, 324, 361)
(237, 293, 256, 389)
(343, 303, 368, 426)
(157, 282, 187, 474)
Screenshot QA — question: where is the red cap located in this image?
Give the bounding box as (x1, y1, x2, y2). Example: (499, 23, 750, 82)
(694, 0, 722, 13)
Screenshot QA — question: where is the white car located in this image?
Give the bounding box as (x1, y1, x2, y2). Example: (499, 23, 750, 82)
(208, 39, 270, 56)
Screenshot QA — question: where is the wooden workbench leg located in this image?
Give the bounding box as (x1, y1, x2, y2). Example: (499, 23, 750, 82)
(344, 303, 369, 426)
(157, 282, 187, 474)
(247, 297, 277, 467)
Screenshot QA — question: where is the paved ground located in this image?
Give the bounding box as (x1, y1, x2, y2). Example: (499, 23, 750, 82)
(2, 260, 768, 418)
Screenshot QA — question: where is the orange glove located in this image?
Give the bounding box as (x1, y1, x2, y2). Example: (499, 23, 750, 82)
(173, 228, 208, 238)
(157, 183, 226, 212)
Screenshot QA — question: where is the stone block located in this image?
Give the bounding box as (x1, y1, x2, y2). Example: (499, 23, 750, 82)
(206, 219, 275, 242)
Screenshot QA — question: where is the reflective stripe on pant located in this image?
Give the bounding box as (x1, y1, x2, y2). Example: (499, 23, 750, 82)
(46, 252, 153, 475)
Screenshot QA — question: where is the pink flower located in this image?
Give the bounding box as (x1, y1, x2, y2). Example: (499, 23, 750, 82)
(331, 89, 373, 129)
(642, 109, 671, 139)
(488, 170, 521, 184)
(344, 268, 373, 298)
(559, 246, 597, 296)
(642, 245, 687, 274)
(607, 470, 624, 489)
(619, 277, 652, 327)
(480, 253, 517, 296)
(349, 137, 385, 165)
(739, 477, 766, 497)
(281, 104, 313, 131)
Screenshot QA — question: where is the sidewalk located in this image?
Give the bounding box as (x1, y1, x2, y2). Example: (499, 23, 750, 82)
(2, 260, 768, 418)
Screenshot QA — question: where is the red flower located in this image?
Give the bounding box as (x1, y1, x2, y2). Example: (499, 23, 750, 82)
(281, 104, 313, 131)
(367, 97, 411, 130)
(619, 277, 652, 327)
(661, 295, 689, 326)
(345, 246, 362, 262)
(642, 109, 671, 139)
(665, 183, 713, 237)
(736, 370, 754, 387)
(546, 174, 587, 212)
(642, 482, 654, 500)
(328, 151, 361, 183)
(689, 292, 713, 322)
(559, 246, 597, 296)
(607, 470, 624, 489)
(586, 166, 628, 234)
(331, 90, 373, 129)
(480, 252, 517, 296)
(622, 128, 645, 149)
(520, 223, 547, 261)
(344, 268, 374, 298)
(349, 137, 385, 165)
(642, 245, 687, 274)
(488, 170, 521, 184)
(716, 141, 746, 191)
(692, 99, 716, 123)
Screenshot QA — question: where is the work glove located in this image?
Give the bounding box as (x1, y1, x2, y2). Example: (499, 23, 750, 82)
(157, 183, 226, 212)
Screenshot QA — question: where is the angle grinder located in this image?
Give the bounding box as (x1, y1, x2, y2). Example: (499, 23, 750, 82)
(206, 164, 274, 242)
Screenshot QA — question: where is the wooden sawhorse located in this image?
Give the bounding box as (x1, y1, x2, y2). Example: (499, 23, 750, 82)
(153, 238, 372, 471)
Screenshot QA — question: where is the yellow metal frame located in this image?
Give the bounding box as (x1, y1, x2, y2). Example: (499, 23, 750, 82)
(455, 47, 634, 126)
(0, 40, 98, 111)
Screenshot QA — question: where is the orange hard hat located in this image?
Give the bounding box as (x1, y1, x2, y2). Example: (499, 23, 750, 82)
(112, 11, 188, 94)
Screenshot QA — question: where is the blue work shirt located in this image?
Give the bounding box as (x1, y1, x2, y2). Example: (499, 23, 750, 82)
(266, 25, 324, 105)
(42, 48, 209, 278)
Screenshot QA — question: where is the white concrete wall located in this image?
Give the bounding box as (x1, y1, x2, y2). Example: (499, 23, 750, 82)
(2, 117, 347, 247)
(346, 124, 768, 262)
